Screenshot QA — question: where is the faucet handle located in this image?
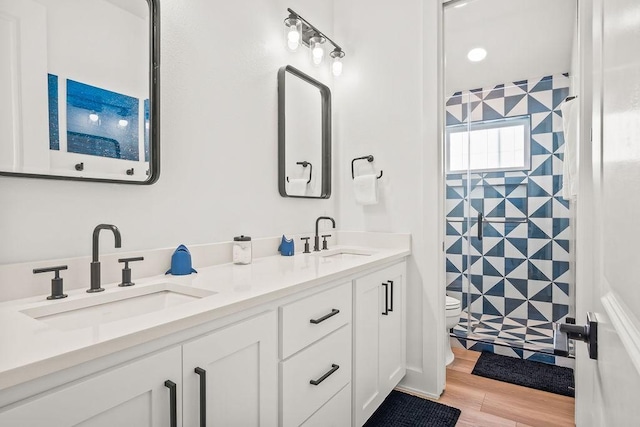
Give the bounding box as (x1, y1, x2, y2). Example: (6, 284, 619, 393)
(300, 237, 311, 254)
(33, 265, 68, 300)
(118, 257, 144, 287)
(321, 234, 331, 250)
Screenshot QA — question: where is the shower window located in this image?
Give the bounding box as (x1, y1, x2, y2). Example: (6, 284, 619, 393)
(446, 116, 531, 173)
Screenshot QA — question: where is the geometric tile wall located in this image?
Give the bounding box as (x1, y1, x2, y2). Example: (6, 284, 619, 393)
(445, 74, 573, 338)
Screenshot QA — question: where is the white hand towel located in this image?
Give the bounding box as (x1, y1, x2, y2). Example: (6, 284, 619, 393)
(288, 178, 308, 196)
(561, 99, 579, 200)
(353, 174, 378, 205)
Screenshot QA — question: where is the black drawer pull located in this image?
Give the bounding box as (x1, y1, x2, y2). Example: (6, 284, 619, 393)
(195, 367, 206, 427)
(310, 308, 340, 324)
(382, 282, 389, 315)
(310, 364, 340, 386)
(388, 280, 394, 312)
(164, 380, 177, 427)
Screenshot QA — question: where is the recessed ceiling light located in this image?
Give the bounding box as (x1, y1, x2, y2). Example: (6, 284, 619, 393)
(454, 2, 468, 8)
(467, 47, 487, 62)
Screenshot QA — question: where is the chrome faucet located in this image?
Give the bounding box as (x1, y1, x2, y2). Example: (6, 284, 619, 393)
(314, 216, 336, 251)
(88, 224, 122, 293)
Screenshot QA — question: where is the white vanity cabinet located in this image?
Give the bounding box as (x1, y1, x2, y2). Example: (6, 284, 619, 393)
(0, 346, 182, 427)
(353, 261, 406, 427)
(0, 311, 278, 427)
(279, 281, 353, 427)
(182, 311, 278, 427)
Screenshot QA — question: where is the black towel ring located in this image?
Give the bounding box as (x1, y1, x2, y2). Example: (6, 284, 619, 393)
(351, 155, 383, 180)
(286, 161, 312, 184)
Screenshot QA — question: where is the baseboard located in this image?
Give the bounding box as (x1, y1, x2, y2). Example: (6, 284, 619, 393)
(394, 384, 441, 400)
(397, 368, 443, 399)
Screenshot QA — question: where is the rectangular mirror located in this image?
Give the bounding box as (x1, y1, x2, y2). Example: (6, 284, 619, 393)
(278, 65, 331, 198)
(0, 0, 159, 184)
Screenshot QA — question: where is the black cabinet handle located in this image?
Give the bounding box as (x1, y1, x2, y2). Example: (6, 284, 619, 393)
(310, 364, 340, 386)
(310, 308, 340, 324)
(477, 212, 484, 240)
(382, 283, 389, 315)
(164, 380, 177, 427)
(388, 280, 394, 312)
(194, 367, 206, 427)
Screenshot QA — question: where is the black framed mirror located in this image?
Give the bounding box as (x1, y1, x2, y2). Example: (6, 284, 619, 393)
(0, 0, 160, 184)
(278, 65, 331, 199)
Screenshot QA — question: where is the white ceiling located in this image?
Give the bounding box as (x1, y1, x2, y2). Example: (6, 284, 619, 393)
(444, 0, 577, 94)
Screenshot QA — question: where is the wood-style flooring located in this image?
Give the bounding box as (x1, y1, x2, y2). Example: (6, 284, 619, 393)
(403, 348, 575, 427)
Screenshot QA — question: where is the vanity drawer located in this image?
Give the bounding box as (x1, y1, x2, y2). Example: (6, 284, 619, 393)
(281, 325, 351, 427)
(300, 383, 351, 427)
(280, 281, 351, 359)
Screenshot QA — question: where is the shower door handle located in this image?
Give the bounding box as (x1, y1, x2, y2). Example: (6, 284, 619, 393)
(477, 212, 483, 240)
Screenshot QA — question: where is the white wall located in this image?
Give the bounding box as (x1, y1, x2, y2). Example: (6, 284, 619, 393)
(0, 0, 336, 264)
(334, 0, 444, 396)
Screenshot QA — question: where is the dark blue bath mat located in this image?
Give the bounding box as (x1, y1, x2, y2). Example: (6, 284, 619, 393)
(364, 390, 461, 427)
(472, 351, 575, 397)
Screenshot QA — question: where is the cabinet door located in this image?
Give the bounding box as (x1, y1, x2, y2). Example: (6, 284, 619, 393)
(354, 262, 406, 427)
(0, 347, 182, 427)
(183, 311, 278, 427)
(379, 268, 405, 393)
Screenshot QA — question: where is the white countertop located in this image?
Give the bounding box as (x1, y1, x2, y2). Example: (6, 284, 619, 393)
(0, 242, 410, 391)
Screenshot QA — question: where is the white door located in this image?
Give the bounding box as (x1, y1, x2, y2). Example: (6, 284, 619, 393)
(574, 0, 640, 425)
(0, 0, 50, 171)
(0, 346, 182, 427)
(182, 311, 278, 427)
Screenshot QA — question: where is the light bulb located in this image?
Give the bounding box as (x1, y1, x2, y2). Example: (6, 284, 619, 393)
(309, 35, 326, 66)
(118, 119, 129, 127)
(330, 49, 345, 77)
(284, 15, 302, 52)
(287, 26, 300, 51)
(145, 121, 150, 130)
(332, 61, 342, 76)
(312, 46, 324, 65)
(89, 113, 99, 122)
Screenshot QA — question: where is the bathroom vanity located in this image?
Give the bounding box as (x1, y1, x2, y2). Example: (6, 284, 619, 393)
(0, 233, 409, 426)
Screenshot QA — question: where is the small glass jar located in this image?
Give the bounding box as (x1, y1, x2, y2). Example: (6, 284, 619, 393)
(233, 235, 252, 265)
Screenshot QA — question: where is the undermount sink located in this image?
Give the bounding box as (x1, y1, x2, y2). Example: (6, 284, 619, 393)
(21, 283, 216, 331)
(314, 247, 376, 258)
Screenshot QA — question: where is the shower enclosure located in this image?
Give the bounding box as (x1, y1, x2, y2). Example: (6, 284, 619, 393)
(443, 0, 577, 365)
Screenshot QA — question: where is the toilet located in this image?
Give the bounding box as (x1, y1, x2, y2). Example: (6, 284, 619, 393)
(445, 295, 462, 366)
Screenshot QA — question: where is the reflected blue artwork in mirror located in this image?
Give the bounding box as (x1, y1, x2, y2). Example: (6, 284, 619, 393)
(48, 74, 59, 151)
(66, 79, 140, 160)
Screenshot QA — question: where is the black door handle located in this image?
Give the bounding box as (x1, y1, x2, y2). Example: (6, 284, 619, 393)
(310, 308, 340, 324)
(477, 212, 483, 240)
(164, 380, 177, 427)
(195, 367, 206, 427)
(388, 280, 394, 312)
(310, 364, 340, 385)
(381, 282, 389, 315)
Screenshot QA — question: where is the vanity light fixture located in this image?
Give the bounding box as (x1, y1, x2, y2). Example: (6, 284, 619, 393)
(283, 8, 345, 74)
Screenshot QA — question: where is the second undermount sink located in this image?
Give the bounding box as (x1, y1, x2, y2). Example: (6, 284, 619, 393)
(314, 247, 377, 258)
(21, 283, 216, 331)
